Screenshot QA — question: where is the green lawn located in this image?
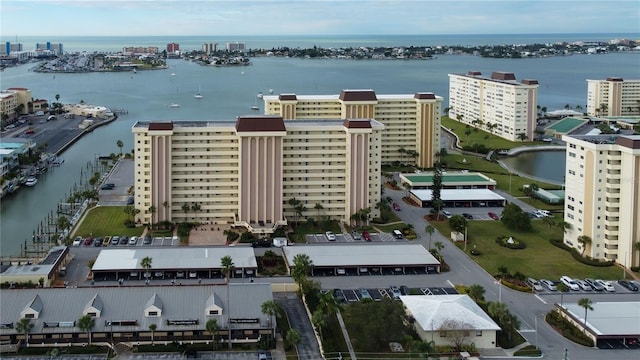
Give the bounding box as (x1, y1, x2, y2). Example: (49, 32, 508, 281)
(442, 116, 539, 150)
(430, 217, 623, 280)
(74, 206, 145, 238)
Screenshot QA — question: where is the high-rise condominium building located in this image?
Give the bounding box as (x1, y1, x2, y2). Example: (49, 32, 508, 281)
(448, 71, 538, 142)
(167, 43, 180, 53)
(562, 134, 640, 268)
(263, 90, 443, 168)
(132, 116, 384, 232)
(587, 77, 640, 117)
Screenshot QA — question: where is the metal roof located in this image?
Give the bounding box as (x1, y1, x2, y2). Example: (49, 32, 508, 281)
(0, 284, 272, 334)
(282, 243, 439, 267)
(401, 295, 501, 332)
(563, 301, 640, 336)
(92, 247, 257, 271)
(411, 189, 505, 202)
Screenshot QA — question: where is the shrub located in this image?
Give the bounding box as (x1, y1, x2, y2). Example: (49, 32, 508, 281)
(549, 239, 614, 267)
(545, 311, 594, 347)
(495, 235, 526, 249)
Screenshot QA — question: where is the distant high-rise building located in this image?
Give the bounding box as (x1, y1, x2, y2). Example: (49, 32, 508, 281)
(35, 42, 63, 55)
(4, 42, 23, 55)
(122, 46, 159, 54)
(587, 77, 640, 116)
(225, 42, 246, 51)
(202, 42, 218, 55)
(562, 134, 640, 268)
(448, 71, 539, 142)
(167, 43, 180, 53)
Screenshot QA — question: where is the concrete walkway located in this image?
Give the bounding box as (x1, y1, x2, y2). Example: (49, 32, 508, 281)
(335, 310, 357, 360)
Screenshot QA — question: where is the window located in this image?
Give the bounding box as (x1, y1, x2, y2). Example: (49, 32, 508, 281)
(24, 314, 35, 319)
(476, 330, 483, 336)
(208, 310, 219, 315)
(148, 311, 158, 316)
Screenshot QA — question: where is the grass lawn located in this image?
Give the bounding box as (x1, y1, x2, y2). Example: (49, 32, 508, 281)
(441, 116, 539, 150)
(429, 217, 622, 280)
(74, 206, 145, 238)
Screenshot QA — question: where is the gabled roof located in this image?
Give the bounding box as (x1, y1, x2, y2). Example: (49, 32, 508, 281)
(145, 293, 163, 311)
(205, 293, 223, 313)
(23, 294, 43, 314)
(85, 294, 103, 313)
(401, 295, 501, 331)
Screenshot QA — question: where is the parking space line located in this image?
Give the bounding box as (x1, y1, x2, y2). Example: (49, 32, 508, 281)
(535, 295, 547, 304)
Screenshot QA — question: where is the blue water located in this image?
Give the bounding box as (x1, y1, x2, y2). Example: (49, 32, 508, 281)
(1, 34, 639, 256)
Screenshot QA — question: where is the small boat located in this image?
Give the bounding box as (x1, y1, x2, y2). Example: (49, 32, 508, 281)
(251, 105, 259, 111)
(268, 89, 274, 94)
(51, 157, 64, 166)
(194, 85, 203, 99)
(24, 176, 38, 187)
(256, 92, 263, 99)
(132, 68, 137, 74)
(169, 103, 181, 108)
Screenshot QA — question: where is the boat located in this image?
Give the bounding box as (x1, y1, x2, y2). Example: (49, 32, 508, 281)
(268, 89, 274, 94)
(194, 85, 203, 99)
(169, 103, 181, 108)
(24, 176, 38, 187)
(251, 105, 259, 111)
(256, 92, 263, 99)
(51, 157, 64, 166)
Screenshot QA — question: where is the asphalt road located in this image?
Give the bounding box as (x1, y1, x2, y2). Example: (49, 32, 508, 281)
(274, 292, 322, 360)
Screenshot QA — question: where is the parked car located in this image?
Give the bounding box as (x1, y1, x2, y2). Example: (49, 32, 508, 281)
(392, 202, 401, 211)
(526, 277, 544, 292)
(100, 183, 115, 190)
(359, 288, 372, 300)
(488, 212, 500, 220)
(462, 213, 473, 220)
(540, 279, 557, 291)
(618, 280, 639, 291)
(111, 236, 120, 245)
(333, 289, 346, 303)
(72, 236, 82, 247)
(390, 285, 402, 299)
(120, 236, 129, 245)
(128, 236, 138, 245)
(560, 276, 580, 291)
(83, 237, 93, 246)
(258, 349, 268, 360)
(400, 285, 410, 295)
(442, 210, 452, 219)
(351, 231, 362, 240)
(574, 279, 592, 291)
(362, 231, 371, 242)
(595, 279, 615, 292)
(325, 231, 336, 241)
(143, 235, 153, 245)
(585, 278, 605, 291)
(251, 239, 272, 248)
(94, 237, 103, 247)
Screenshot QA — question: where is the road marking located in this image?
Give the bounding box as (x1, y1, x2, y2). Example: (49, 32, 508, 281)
(535, 295, 547, 304)
(446, 279, 455, 288)
(519, 329, 536, 333)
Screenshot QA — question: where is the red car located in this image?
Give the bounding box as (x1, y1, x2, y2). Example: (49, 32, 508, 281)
(393, 202, 401, 211)
(362, 231, 371, 242)
(488, 212, 500, 220)
(83, 237, 93, 245)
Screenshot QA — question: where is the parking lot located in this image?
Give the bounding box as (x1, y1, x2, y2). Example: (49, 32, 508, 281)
(333, 286, 459, 303)
(533, 278, 639, 295)
(73, 235, 180, 248)
(305, 231, 397, 243)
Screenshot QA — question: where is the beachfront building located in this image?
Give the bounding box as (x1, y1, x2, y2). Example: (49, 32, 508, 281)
(263, 89, 443, 168)
(448, 71, 538, 142)
(562, 134, 640, 268)
(587, 78, 640, 117)
(132, 116, 384, 232)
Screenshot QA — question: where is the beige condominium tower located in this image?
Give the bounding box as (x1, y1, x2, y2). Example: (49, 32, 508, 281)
(448, 71, 538, 142)
(132, 116, 384, 233)
(562, 134, 640, 268)
(263, 89, 443, 168)
(587, 77, 640, 117)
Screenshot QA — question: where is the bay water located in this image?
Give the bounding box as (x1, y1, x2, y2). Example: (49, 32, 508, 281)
(1, 34, 639, 256)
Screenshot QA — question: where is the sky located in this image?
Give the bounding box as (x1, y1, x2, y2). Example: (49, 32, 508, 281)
(1, 0, 639, 37)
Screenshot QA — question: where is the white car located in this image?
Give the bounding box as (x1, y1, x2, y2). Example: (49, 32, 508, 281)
(560, 276, 580, 291)
(72, 236, 82, 247)
(540, 279, 557, 291)
(325, 231, 336, 241)
(574, 279, 592, 291)
(536, 210, 552, 217)
(595, 279, 615, 292)
(442, 210, 452, 219)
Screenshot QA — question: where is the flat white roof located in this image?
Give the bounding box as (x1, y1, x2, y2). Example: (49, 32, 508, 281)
(92, 247, 257, 271)
(411, 189, 505, 202)
(282, 243, 439, 267)
(401, 295, 501, 331)
(563, 301, 640, 336)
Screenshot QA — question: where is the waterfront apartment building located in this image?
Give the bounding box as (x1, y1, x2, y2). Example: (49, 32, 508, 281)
(36, 42, 63, 55)
(562, 134, 640, 268)
(166, 43, 180, 53)
(132, 116, 384, 231)
(202, 42, 218, 54)
(122, 46, 159, 55)
(448, 71, 538, 142)
(226, 42, 246, 52)
(587, 78, 640, 117)
(263, 90, 443, 168)
(4, 42, 23, 55)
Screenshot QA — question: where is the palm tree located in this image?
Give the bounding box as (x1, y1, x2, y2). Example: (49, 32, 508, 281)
(55, 94, 60, 103)
(312, 309, 328, 341)
(141, 256, 152, 279)
(434, 241, 444, 253)
(467, 284, 485, 303)
(556, 282, 569, 306)
(314, 203, 324, 223)
(181, 203, 191, 221)
(456, 114, 464, 123)
(221, 255, 234, 284)
(57, 215, 71, 233)
(516, 133, 528, 141)
(148, 205, 157, 228)
(191, 203, 202, 222)
(78, 314, 96, 345)
(578, 298, 594, 326)
(398, 147, 406, 164)
(577, 235, 592, 256)
(425, 225, 435, 250)
(261, 300, 279, 343)
(287, 197, 302, 227)
(148, 323, 157, 345)
(291, 253, 313, 286)
(16, 318, 34, 346)
(285, 329, 302, 351)
(635, 241, 640, 269)
(205, 318, 219, 351)
(116, 140, 123, 157)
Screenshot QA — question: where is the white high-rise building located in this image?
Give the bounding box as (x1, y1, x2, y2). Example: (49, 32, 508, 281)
(562, 134, 640, 268)
(448, 71, 538, 142)
(587, 77, 640, 117)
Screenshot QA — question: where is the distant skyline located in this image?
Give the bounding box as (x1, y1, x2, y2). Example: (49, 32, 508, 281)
(1, 0, 639, 37)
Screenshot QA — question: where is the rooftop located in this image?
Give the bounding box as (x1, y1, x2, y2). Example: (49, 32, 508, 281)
(401, 295, 501, 332)
(563, 301, 640, 336)
(401, 172, 494, 185)
(411, 189, 505, 202)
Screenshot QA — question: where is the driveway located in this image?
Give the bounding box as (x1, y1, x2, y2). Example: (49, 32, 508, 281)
(274, 293, 322, 360)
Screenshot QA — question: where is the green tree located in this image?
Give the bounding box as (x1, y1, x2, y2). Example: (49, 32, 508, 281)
(16, 318, 34, 346)
(148, 323, 157, 345)
(500, 203, 532, 231)
(221, 255, 234, 283)
(434, 241, 444, 253)
(516, 133, 528, 141)
(55, 94, 60, 102)
(578, 298, 594, 326)
(448, 214, 468, 234)
(430, 165, 444, 216)
(311, 309, 328, 341)
(556, 282, 569, 306)
(398, 147, 406, 164)
(141, 256, 152, 279)
(285, 329, 302, 351)
(261, 300, 279, 342)
(314, 203, 324, 224)
(116, 140, 123, 156)
(148, 205, 157, 227)
(205, 318, 219, 351)
(287, 197, 302, 227)
(181, 203, 191, 221)
(77, 314, 96, 345)
(577, 235, 592, 256)
(497, 265, 509, 279)
(425, 225, 435, 250)
(291, 253, 313, 287)
(345, 298, 408, 351)
(467, 284, 486, 303)
(57, 215, 71, 232)
(438, 319, 471, 351)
